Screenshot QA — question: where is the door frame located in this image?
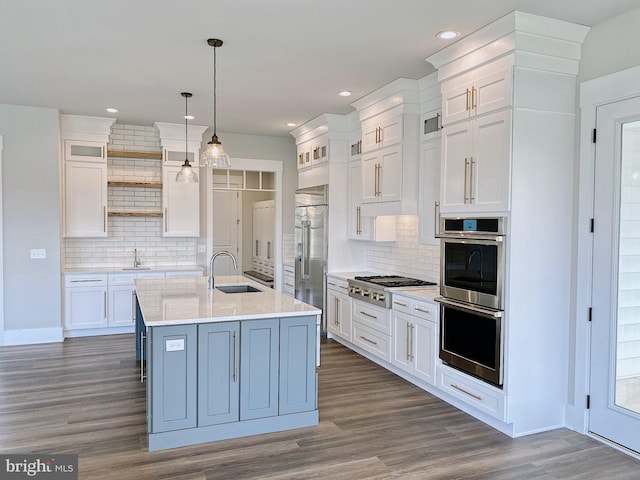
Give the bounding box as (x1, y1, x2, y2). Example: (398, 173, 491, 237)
(574, 65, 640, 459)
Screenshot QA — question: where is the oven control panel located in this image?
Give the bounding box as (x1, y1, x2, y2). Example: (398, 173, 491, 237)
(348, 284, 389, 308)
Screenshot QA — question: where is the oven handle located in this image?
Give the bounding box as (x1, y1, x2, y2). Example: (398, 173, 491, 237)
(434, 297, 503, 318)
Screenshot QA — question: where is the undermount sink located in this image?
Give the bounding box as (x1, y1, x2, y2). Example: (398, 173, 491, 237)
(122, 267, 152, 271)
(216, 284, 262, 294)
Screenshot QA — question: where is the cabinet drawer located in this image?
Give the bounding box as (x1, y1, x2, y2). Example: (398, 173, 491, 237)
(437, 365, 506, 421)
(392, 295, 436, 322)
(353, 322, 390, 362)
(65, 274, 108, 288)
(108, 273, 137, 286)
(326, 276, 348, 292)
(352, 301, 391, 335)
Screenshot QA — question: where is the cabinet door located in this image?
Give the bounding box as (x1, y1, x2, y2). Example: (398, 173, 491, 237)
(240, 319, 279, 420)
(326, 289, 340, 336)
(264, 202, 275, 262)
(362, 146, 402, 204)
(65, 287, 108, 329)
(380, 114, 403, 148)
(412, 317, 437, 386)
(474, 67, 512, 117)
(279, 316, 316, 415)
(162, 165, 199, 237)
(347, 160, 372, 240)
(337, 292, 352, 340)
(64, 161, 107, 237)
(252, 203, 262, 259)
(297, 142, 311, 169)
(150, 324, 197, 433)
(418, 136, 441, 245)
(441, 75, 474, 125)
(471, 110, 511, 212)
(362, 121, 382, 152)
(198, 322, 240, 426)
(440, 121, 472, 213)
(391, 311, 412, 372)
(109, 285, 136, 327)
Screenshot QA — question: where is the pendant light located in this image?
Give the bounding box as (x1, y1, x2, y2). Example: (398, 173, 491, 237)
(200, 38, 231, 169)
(176, 92, 199, 183)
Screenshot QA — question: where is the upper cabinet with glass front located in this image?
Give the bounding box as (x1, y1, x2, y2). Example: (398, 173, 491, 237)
(61, 115, 116, 238)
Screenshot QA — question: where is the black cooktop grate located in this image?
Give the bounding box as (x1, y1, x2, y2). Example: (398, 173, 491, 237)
(353, 275, 437, 288)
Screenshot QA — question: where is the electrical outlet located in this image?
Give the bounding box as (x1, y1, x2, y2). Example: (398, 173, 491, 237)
(197, 244, 206, 253)
(30, 249, 46, 259)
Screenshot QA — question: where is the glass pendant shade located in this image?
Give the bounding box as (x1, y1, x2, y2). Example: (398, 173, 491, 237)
(201, 134, 230, 168)
(175, 91, 198, 183)
(176, 159, 198, 183)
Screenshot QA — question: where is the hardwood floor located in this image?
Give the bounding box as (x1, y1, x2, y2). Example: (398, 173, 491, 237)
(1, 335, 639, 479)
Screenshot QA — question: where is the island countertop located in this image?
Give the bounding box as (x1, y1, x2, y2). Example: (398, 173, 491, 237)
(135, 275, 321, 327)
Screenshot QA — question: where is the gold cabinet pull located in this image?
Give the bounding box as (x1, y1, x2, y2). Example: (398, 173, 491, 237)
(469, 156, 475, 202)
(472, 87, 477, 109)
(233, 331, 239, 383)
(451, 383, 482, 401)
(359, 335, 378, 345)
(464, 158, 469, 204)
(164, 208, 168, 232)
(466, 88, 471, 111)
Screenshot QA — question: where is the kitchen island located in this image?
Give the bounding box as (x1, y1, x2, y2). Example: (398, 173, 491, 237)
(135, 275, 321, 451)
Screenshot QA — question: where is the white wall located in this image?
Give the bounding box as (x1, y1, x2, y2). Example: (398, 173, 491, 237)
(579, 7, 640, 82)
(0, 104, 62, 343)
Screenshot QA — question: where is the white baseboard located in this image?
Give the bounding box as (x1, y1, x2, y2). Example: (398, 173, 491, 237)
(2, 327, 64, 346)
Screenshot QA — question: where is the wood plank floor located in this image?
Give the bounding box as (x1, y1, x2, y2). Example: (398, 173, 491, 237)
(1, 334, 639, 479)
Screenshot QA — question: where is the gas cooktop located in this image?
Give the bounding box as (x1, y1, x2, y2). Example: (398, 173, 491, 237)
(353, 275, 437, 288)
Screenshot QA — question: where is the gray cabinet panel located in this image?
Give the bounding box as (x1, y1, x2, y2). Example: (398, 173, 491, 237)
(240, 319, 279, 420)
(198, 322, 240, 426)
(279, 316, 317, 415)
(150, 325, 197, 433)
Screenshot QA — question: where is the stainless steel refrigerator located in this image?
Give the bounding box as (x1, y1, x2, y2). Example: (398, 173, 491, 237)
(295, 185, 327, 332)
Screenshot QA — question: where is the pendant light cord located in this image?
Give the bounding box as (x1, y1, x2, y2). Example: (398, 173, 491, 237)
(212, 44, 217, 136)
(185, 94, 188, 159)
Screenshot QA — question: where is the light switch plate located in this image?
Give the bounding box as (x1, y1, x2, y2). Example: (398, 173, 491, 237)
(30, 249, 46, 259)
(197, 244, 206, 253)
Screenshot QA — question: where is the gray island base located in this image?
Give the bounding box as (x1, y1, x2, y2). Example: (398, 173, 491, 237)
(135, 275, 321, 451)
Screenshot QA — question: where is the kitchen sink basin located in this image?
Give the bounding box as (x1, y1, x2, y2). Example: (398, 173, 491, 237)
(122, 267, 152, 271)
(216, 284, 262, 294)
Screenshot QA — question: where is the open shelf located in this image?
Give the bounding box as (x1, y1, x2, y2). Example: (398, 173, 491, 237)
(108, 211, 163, 218)
(107, 150, 163, 160)
(108, 181, 162, 189)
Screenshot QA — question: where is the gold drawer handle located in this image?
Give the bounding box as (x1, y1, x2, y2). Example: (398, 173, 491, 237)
(451, 384, 482, 401)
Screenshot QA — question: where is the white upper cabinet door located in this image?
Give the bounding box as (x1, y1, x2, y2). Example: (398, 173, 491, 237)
(65, 140, 106, 163)
(471, 109, 511, 212)
(441, 73, 475, 125)
(473, 67, 512, 117)
(362, 114, 403, 152)
(64, 161, 107, 237)
(162, 165, 199, 237)
(440, 121, 472, 213)
(296, 141, 311, 170)
(361, 144, 402, 204)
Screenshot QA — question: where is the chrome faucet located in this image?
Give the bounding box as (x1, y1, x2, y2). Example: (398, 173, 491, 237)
(134, 248, 141, 268)
(209, 251, 238, 289)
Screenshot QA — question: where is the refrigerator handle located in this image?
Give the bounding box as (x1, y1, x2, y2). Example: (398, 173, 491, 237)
(302, 220, 310, 279)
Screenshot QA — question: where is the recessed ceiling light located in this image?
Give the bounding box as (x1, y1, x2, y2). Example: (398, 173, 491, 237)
(183, 115, 195, 120)
(338, 91, 352, 97)
(106, 107, 118, 113)
(436, 30, 460, 40)
(286, 122, 297, 127)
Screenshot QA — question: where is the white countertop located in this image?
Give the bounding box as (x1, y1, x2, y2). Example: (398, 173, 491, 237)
(63, 266, 204, 275)
(135, 275, 321, 327)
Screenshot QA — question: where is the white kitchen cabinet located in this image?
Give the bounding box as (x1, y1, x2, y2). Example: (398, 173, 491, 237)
(391, 295, 438, 386)
(418, 134, 441, 245)
(64, 139, 106, 163)
(162, 165, 199, 237)
(441, 61, 512, 125)
(64, 274, 108, 331)
(352, 79, 420, 216)
(311, 135, 328, 166)
(361, 144, 403, 204)
(440, 109, 511, 213)
(361, 113, 403, 152)
(352, 299, 392, 361)
(109, 284, 137, 328)
(64, 160, 108, 237)
(252, 200, 275, 263)
(296, 141, 311, 170)
(326, 277, 351, 341)
(347, 161, 397, 242)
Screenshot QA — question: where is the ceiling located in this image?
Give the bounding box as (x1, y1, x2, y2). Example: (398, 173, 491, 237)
(1, 0, 637, 137)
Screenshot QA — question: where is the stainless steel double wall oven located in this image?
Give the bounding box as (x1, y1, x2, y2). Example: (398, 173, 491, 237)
(436, 217, 506, 387)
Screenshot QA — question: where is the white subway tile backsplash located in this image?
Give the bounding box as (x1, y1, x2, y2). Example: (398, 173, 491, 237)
(366, 215, 439, 282)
